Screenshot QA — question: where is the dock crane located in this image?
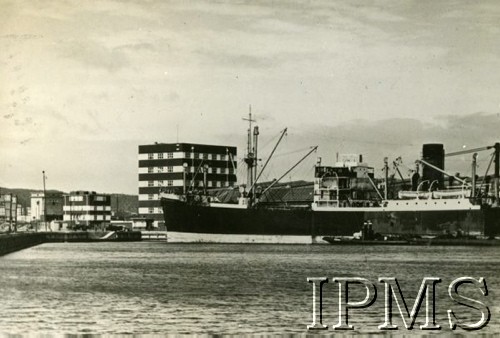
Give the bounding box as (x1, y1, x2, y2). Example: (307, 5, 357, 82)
(441, 143, 500, 204)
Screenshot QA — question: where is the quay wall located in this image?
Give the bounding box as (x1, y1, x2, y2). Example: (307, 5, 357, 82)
(44, 231, 142, 242)
(0, 231, 142, 256)
(0, 233, 46, 256)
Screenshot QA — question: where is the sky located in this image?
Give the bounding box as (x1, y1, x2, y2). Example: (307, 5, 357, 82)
(1, 0, 500, 194)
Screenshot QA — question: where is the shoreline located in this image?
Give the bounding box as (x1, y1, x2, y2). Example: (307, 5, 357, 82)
(0, 231, 141, 256)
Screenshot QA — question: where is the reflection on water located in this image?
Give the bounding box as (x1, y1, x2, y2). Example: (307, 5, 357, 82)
(0, 242, 499, 334)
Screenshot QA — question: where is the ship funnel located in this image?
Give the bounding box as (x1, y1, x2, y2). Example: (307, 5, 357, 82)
(422, 144, 445, 190)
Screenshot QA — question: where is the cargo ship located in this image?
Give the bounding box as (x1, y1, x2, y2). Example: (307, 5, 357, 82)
(160, 117, 500, 243)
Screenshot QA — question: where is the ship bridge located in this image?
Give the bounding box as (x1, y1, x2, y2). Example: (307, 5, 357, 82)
(314, 154, 379, 208)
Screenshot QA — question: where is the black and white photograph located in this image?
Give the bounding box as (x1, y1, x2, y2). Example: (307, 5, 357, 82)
(1, 0, 499, 335)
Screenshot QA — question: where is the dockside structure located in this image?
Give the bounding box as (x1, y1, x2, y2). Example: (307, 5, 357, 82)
(30, 192, 64, 223)
(138, 142, 237, 227)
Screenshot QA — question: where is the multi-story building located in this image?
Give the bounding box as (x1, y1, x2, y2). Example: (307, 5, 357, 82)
(30, 192, 64, 222)
(138, 142, 238, 227)
(63, 191, 111, 229)
(0, 194, 17, 227)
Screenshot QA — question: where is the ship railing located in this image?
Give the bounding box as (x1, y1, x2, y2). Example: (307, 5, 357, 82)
(261, 205, 310, 210)
(348, 200, 381, 207)
(315, 200, 380, 208)
(315, 200, 339, 207)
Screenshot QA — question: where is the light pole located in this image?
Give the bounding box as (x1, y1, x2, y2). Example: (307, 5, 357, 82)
(226, 148, 229, 187)
(191, 146, 195, 168)
(42, 171, 47, 231)
(332, 172, 340, 206)
(36, 200, 40, 232)
(191, 146, 195, 191)
(183, 163, 188, 195)
(203, 164, 209, 195)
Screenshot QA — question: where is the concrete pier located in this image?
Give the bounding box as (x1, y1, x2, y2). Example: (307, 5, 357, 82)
(0, 231, 142, 256)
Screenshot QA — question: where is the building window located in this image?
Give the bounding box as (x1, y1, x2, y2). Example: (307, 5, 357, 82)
(225, 181, 229, 187)
(157, 167, 163, 173)
(185, 152, 191, 159)
(212, 181, 217, 188)
(148, 167, 154, 173)
(148, 153, 154, 160)
(203, 153, 208, 160)
(194, 153, 200, 159)
(158, 180, 164, 186)
(208, 181, 212, 187)
(148, 181, 154, 187)
(158, 153, 164, 159)
(221, 154, 226, 161)
(167, 180, 173, 186)
(148, 194, 154, 200)
(216, 168, 221, 174)
(149, 207, 154, 214)
(167, 166, 173, 173)
(220, 168, 226, 174)
(216, 181, 221, 188)
(167, 152, 173, 159)
(69, 195, 83, 202)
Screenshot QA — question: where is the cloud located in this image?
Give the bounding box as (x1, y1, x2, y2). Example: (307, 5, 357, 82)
(194, 49, 276, 69)
(57, 39, 130, 71)
(113, 42, 156, 52)
(1, 0, 500, 194)
(216, 112, 500, 184)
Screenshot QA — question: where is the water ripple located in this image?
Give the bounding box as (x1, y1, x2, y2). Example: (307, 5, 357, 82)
(0, 242, 499, 335)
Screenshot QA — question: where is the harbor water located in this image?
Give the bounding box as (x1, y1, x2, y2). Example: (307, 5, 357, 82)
(0, 242, 499, 335)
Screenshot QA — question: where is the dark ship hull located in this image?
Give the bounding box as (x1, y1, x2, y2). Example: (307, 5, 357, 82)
(160, 134, 500, 243)
(312, 208, 486, 236)
(161, 198, 497, 241)
(162, 199, 314, 236)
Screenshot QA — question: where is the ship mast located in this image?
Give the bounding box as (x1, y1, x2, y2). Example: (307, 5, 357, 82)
(494, 142, 500, 205)
(253, 125, 259, 198)
(243, 105, 256, 191)
(249, 127, 288, 193)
